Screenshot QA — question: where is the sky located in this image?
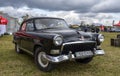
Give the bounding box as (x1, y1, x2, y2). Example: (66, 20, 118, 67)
(0, 0, 120, 25)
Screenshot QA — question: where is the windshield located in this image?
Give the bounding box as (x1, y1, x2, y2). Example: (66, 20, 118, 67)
(35, 18, 69, 30)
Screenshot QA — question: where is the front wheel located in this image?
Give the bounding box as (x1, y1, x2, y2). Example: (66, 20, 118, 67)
(75, 57, 93, 64)
(34, 47, 55, 72)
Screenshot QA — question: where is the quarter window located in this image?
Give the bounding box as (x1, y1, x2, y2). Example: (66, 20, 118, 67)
(21, 23, 26, 31)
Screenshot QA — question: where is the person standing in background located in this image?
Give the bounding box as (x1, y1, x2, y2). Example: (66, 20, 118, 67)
(100, 25, 104, 31)
(0, 16, 8, 36)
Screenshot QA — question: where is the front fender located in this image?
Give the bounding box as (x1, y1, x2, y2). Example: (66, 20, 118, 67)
(30, 32, 61, 54)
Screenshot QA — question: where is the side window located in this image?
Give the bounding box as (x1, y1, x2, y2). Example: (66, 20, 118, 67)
(26, 21, 34, 31)
(21, 23, 26, 31)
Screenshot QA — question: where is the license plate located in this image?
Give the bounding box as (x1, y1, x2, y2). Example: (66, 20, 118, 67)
(75, 51, 93, 58)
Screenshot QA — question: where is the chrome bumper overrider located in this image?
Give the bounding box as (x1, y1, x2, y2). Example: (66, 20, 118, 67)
(44, 49, 105, 63)
(94, 49, 105, 56)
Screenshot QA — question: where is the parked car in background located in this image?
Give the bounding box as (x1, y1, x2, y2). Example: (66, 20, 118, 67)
(13, 17, 105, 72)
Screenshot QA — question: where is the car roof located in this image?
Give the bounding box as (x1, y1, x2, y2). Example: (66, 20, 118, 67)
(25, 17, 64, 22)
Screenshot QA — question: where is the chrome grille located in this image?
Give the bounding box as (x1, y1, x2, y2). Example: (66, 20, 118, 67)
(61, 41, 96, 54)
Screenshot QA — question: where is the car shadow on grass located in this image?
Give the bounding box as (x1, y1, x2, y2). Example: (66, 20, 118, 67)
(54, 61, 93, 72)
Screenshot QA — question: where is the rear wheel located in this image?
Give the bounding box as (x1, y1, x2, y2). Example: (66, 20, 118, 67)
(34, 47, 55, 72)
(15, 44, 23, 54)
(75, 57, 93, 64)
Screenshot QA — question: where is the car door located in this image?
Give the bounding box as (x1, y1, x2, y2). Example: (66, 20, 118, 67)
(25, 20, 35, 52)
(18, 22, 27, 49)
(19, 20, 35, 53)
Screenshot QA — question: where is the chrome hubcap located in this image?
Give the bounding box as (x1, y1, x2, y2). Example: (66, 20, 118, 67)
(38, 52, 49, 68)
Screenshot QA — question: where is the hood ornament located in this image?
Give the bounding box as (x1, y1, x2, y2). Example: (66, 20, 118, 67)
(79, 35, 85, 40)
(76, 31, 85, 40)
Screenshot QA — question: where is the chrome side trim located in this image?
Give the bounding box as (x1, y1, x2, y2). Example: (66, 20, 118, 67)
(20, 47, 34, 55)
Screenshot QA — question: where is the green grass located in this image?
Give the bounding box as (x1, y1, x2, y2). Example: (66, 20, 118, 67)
(0, 32, 120, 76)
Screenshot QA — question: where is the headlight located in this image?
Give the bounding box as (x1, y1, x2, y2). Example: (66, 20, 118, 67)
(53, 35, 63, 46)
(98, 34, 104, 42)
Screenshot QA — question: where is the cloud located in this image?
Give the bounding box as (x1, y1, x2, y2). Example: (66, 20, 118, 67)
(0, 0, 101, 13)
(91, 0, 120, 13)
(1, 0, 120, 13)
(0, 0, 120, 25)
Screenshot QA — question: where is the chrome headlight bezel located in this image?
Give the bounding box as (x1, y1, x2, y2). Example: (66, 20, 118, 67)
(98, 34, 104, 42)
(53, 35, 63, 46)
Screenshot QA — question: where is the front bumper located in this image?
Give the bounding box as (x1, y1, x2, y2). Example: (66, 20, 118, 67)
(44, 49, 105, 63)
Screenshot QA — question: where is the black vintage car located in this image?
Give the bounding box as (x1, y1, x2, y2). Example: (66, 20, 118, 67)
(13, 17, 105, 72)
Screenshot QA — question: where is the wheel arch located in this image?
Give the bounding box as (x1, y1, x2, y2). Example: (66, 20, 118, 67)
(33, 44, 42, 56)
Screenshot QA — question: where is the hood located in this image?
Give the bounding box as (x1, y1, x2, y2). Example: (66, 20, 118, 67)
(78, 31, 92, 38)
(38, 28, 81, 42)
(43, 29, 78, 37)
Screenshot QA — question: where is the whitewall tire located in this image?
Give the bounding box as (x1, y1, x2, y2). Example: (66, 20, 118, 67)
(35, 47, 55, 72)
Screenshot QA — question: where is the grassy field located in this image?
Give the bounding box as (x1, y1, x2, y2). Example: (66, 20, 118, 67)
(0, 32, 120, 76)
